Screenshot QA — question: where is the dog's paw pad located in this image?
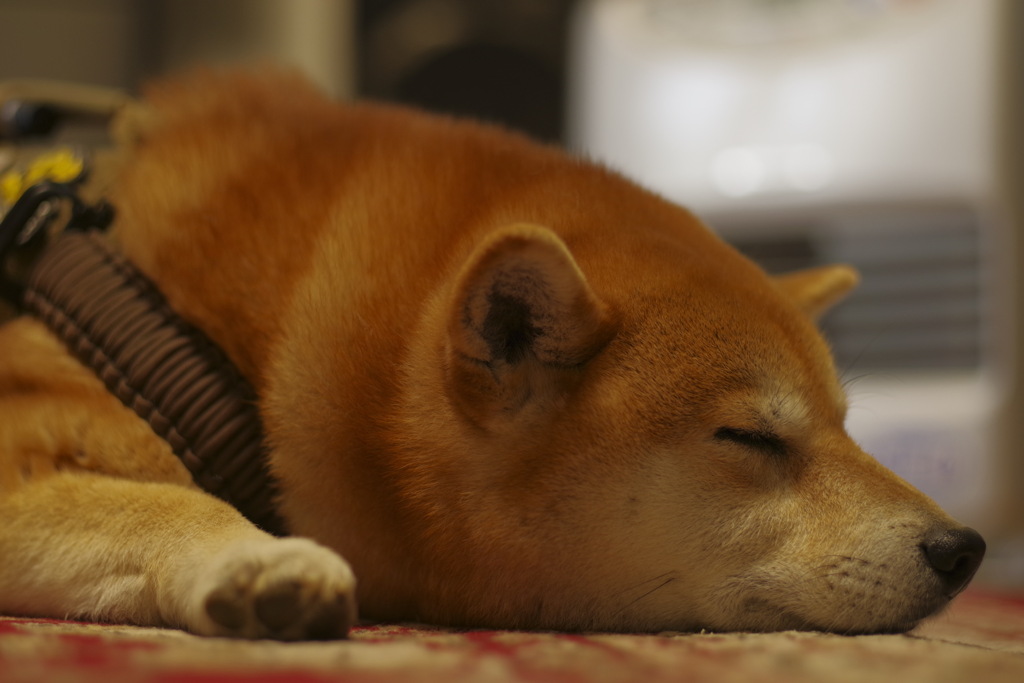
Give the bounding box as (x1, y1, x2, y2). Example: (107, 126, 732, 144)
(199, 538, 356, 641)
(254, 579, 306, 631)
(205, 590, 249, 631)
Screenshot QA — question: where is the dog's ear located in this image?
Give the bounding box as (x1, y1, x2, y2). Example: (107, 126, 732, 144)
(446, 224, 617, 428)
(775, 264, 859, 319)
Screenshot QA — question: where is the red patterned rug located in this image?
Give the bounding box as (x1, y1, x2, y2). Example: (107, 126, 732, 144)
(2, 591, 1023, 682)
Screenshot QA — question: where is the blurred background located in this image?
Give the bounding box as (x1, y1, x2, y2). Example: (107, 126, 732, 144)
(1, 0, 1021, 590)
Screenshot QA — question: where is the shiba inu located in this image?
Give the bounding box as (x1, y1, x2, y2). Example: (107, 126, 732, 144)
(0, 70, 984, 640)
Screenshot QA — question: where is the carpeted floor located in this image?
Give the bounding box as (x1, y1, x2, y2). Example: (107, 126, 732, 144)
(2, 591, 1023, 682)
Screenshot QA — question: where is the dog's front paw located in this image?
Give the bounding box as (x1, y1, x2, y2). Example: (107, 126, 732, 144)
(194, 537, 357, 640)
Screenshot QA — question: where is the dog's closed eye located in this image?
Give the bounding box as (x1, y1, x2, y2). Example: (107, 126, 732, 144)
(714, 427, 788, 457)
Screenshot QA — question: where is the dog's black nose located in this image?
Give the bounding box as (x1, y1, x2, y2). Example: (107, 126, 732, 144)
(922, 526, 986, 596)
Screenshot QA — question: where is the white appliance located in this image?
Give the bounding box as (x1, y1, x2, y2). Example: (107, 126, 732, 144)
(569, 0, 1023, 586)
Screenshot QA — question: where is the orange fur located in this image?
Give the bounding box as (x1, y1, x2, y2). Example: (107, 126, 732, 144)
(0, 69, 981, 638)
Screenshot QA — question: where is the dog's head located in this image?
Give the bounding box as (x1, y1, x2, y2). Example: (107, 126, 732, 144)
(394, 221, 984, 634)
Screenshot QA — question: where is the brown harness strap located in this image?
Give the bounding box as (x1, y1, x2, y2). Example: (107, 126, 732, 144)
(22, 231, 287, 535)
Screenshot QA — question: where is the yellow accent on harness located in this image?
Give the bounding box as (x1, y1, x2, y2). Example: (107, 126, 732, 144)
(0, 148, 85, 207)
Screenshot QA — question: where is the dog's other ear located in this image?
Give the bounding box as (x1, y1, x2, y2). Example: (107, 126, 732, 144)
(775, 264, 859, 319)
(446, 224, 617, 428)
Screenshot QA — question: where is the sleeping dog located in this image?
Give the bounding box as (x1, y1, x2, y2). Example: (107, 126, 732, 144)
(0, 70, 984, 639)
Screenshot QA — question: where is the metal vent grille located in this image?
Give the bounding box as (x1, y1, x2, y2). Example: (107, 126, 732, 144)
(725, 210, 986, 371)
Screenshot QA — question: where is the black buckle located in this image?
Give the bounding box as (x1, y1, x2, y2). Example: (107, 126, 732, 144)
(0, 180, 113, 304)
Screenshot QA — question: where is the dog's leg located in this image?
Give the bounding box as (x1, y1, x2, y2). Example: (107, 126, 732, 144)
(0, 471, 356, 640)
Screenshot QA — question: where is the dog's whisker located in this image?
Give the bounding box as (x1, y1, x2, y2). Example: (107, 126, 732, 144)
(609, 571, 677, 600)
(613, 576, 677, 618)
